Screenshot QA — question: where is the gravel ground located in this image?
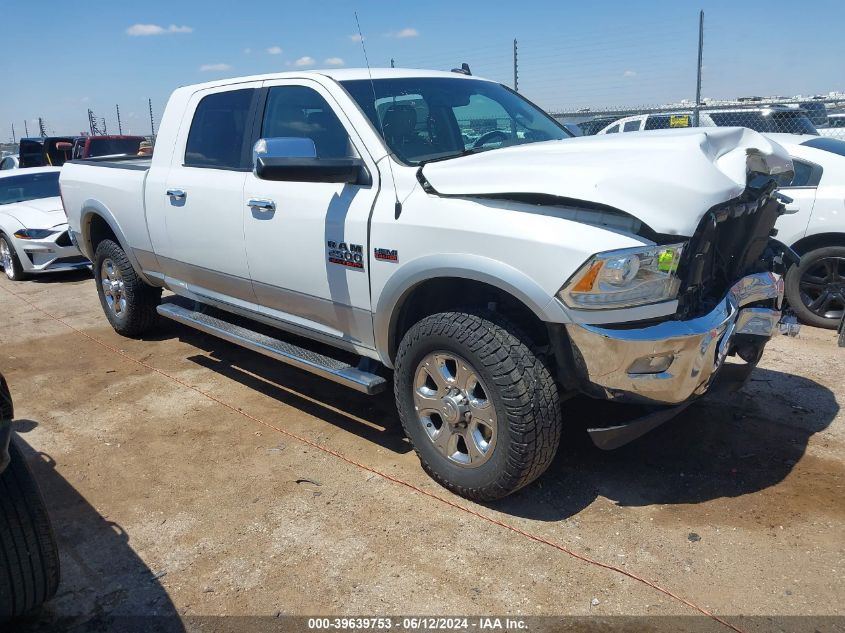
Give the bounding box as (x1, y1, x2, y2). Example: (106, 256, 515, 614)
(0, 269, 842, 632)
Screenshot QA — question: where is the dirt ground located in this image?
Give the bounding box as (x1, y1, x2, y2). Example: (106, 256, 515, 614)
(0, 269, 843, 632)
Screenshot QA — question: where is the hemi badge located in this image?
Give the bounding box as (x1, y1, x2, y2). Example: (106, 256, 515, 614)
(374, 248, 398, 262)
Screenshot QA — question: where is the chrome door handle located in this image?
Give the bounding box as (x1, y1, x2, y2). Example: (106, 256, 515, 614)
(166, 189, 186, 199)
(248, 199, 276, 212)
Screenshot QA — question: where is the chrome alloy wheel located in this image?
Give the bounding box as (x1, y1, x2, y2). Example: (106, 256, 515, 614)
(100, 258, 127, 317)
(413, 352, 497, 468)
(0, 238, 12, 275)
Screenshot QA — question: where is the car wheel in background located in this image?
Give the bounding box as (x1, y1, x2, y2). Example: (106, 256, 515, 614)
(394, 311, 562, 501)
(94, 239, 161, 337)
(0, 235, 28, 282)
(0, 437, 60, 619)
(786, 246, 845, 329)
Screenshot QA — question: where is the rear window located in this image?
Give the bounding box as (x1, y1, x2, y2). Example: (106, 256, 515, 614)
(87, 138, 143, 157)
(802, 137, 845, 158)
(0, 172, 60, 205)
(185, 89, 256, 169)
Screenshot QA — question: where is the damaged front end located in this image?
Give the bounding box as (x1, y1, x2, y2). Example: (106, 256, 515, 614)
(563, 162, 801, 449)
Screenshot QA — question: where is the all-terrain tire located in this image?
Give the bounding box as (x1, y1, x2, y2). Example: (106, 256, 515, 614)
(0, 235, 28, 282)
(94, 239, 161, 337)
(0, 437, 60, 619)
(394, 311, 562, 501)
(785, 246, 845, 329)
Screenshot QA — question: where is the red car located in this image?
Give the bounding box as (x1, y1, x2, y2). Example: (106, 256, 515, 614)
(69, 135, 146, 160)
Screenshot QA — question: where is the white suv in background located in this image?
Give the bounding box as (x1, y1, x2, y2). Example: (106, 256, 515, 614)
(598, 107, 818, 136)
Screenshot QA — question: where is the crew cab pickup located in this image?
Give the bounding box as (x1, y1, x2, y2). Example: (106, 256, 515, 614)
(61, 69, 796, 500)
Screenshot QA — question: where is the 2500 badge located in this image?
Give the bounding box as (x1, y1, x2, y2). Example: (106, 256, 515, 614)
(327, 241, 364, 270)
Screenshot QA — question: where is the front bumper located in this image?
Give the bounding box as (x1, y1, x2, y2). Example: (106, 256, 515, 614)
(565, 272, 784, 406)
(11, 227, 89, 274)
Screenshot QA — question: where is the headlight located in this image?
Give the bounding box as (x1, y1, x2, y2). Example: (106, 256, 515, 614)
(13, 229, 57, 240)
(558, 243, 686, 310)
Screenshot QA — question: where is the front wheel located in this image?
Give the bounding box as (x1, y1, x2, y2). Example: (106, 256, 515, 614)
(394, 311, 562, 501)
(0, 235, 28, 281)
(785, 246, 845, 329)
(94, 239, 161, 337)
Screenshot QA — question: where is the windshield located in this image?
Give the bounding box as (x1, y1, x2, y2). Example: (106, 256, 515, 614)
(341, 77, 571, 165)
(0, 172, 60, 205)
(87, 138, 143, 157)
(709, 111, 818, 135)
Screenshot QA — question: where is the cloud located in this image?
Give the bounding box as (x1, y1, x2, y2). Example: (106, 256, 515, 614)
(623, 69, 637, 77)
(244, 48, 251, 54)
(387, 27, 419, 39)
(199, 63, 232, 72)
(266, 46, 282, 55)
(126, 23, 193, 36)
(348, 34, 364, 42)
(293, 56, 315, 67)
(324, 57, 345, 66)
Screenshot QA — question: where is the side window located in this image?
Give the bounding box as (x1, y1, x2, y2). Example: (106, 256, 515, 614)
(604, 124, 620, 134)
(185, 88, 255, 169)
(261, 86, 352, 159)
(623, 120, 641, 132)
(0, 158, 8, 170)
(781, 159, 820, 187)
(645, 115, 671, 130)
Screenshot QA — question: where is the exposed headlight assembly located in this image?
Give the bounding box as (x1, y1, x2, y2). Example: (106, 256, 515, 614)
(558, 243, 686, 310)
(13, 229, 57, 240)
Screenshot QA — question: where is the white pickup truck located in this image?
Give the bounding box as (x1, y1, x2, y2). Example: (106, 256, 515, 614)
(61, 68, 796, 500)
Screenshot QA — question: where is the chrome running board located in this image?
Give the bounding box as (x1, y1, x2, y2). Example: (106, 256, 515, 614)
(157, 300, 386, 395)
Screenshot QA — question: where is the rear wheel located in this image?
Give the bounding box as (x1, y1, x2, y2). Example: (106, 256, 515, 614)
(94, 239, 161, 336)
(394, 311, 562, 501)
(786, 246, 845, 329)
(0, 235, 28, 282)
(0, 437, 60, 619)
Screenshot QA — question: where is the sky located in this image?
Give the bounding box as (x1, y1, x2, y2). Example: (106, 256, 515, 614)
(2, 0, 845, 139)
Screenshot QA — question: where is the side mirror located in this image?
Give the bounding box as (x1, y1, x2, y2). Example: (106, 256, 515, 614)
(252, 137, 369, 185)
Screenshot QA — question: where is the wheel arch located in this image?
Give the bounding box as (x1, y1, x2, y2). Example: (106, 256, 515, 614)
(79, 202, 154, 285)
(790, 231, 845, 255)
(375, 254, 568, 367)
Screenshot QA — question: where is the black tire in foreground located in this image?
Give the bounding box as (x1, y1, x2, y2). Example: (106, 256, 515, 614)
(394, 311, 562, 501)
(0, 437, 60, 619)
(0, 234, 28, 282)
(94, 239, 162, 337)
(786, 246, 845, 330)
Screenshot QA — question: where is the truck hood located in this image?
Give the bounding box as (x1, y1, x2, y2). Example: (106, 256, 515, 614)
(2, 197, 67, 229)
(420, 127, 793, 236)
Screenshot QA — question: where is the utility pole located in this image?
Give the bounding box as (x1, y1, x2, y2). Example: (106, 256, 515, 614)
(116, 104, 123, 134)
(38, 117, 47, 138)
(102, 117, 108, 134)
(24, 120, 29, 137)
(88, 109, 95, 135)
(11, 123, 15, 144)
(693, 10, 704, 127)
(148, 98, 156, 139)
(513, 39, 519, 92)
(390, 57, 395, 68)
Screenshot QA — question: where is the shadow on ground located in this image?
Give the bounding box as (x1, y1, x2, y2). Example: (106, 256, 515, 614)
(10, 427, 184, 633)
(158, 322, 840, 523)
(29, 268, 92, 285)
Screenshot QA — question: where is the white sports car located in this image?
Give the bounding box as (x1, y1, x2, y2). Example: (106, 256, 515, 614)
(766, 134, 845, 329)
(0, 167, 89, 281)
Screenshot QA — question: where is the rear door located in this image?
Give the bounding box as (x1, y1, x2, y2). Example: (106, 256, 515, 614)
(149, 83, 262, 307)
(775, 158, 821, 244)
(241, 79, 380, 348)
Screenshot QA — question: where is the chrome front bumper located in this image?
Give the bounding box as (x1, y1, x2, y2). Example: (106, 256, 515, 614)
(565, 272, 784, 405)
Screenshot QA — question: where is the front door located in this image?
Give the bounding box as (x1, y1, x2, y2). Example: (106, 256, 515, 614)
(243, 79, 380, 348)
(150, 84, 261, 307)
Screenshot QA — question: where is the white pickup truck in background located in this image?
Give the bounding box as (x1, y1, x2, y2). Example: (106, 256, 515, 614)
(60, 68, 796, 500)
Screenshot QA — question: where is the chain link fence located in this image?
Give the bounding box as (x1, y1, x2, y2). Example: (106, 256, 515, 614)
(550, 97, 845, 139)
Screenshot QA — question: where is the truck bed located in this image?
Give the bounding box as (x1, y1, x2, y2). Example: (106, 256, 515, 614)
(67, 155, 151, 171)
